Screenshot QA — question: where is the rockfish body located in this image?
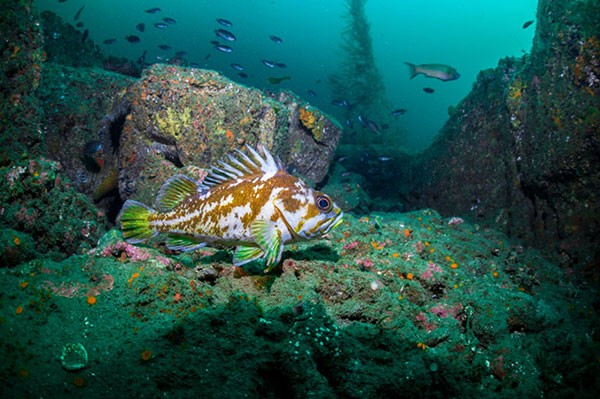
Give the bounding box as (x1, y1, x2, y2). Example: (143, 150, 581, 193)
(118, 145, 344, 272)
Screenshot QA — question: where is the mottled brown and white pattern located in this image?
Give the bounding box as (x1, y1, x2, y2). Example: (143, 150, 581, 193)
(119, 145, 343, 272)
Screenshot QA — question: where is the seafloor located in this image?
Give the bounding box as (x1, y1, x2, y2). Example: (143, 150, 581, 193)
(2, 210, 597, 398)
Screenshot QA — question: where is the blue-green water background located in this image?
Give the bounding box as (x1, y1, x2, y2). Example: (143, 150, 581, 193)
(35, 0, 536, 151)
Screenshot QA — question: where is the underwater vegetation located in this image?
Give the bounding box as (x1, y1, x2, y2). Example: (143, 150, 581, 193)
(328, 0, 402, 149)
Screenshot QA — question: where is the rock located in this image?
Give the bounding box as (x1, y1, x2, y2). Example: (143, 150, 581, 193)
(38, 63, 136, 213)
(39, 11, 104, 68)
(0, 228, 37, 267)
(0, 158, 107, 259)
(406, 0, 600, 274)
(98, 64, 341, 204)
(0, 0, 45, 163)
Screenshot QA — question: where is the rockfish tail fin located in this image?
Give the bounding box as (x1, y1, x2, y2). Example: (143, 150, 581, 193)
(405, 62, 418, 79)
(118, 200, 158, 243)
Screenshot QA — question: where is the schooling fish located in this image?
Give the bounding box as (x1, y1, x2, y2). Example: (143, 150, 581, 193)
(405, 62, 460, 81)
(74, 5, 85, 21)
(118, 145, 343, 272)
(215, 44, 233, 53)
(125, 35, 141, 43)
(267, 76, 291, 85)
(215, 28, 236, 41)
(522, 20, 534, 29)
(146, 8, 161, 14)
(332, 99, 351, 109)
(269, 35, 283, 43)
(392, 108, 407, 116)
(217, 18, 233, 27)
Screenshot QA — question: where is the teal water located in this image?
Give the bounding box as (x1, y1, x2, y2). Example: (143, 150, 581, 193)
(35, 0, 536, 151)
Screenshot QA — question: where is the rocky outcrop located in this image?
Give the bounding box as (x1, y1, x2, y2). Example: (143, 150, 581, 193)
(97, 64, 341, 206)
(407, 0, 599, 274)
(0, 0, 46, 163)
(38, 63, 135, 211)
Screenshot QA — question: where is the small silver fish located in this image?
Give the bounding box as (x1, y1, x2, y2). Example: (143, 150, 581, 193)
(215, 28, 236, 42)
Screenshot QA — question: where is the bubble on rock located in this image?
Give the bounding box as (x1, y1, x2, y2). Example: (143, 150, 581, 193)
(60, 343, 88, 371)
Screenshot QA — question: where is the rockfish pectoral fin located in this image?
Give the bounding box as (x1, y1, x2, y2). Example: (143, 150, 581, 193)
(251, 219, 283, 273)
(166, 233, 207, 252)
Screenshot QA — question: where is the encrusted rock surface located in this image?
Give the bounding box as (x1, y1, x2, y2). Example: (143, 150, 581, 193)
(407, 0, 600, 275)
(95, 64, 341, 205)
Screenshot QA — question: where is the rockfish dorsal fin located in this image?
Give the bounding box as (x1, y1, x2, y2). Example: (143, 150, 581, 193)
(202, 144, 283, 187)
(155, 174, 200, 211)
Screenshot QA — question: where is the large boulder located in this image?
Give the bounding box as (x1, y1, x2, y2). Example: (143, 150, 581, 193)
(97, 64, 342, 205)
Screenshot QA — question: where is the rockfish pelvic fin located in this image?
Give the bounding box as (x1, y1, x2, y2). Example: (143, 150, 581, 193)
(165, 233, 207, 252)
(233, 245, 264, 267)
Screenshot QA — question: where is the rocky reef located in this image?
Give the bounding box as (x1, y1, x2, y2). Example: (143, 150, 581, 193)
(0, 0, 46, 162)
(406, 0, 600, 277)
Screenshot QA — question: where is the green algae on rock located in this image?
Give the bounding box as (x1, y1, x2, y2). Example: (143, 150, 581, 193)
(0, 158, 107, 260)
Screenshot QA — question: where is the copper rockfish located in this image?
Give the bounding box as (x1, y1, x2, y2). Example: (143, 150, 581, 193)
(119, 145, 343, 272)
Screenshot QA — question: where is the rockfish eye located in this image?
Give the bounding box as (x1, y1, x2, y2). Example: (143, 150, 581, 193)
(315, 195, 332, 212)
